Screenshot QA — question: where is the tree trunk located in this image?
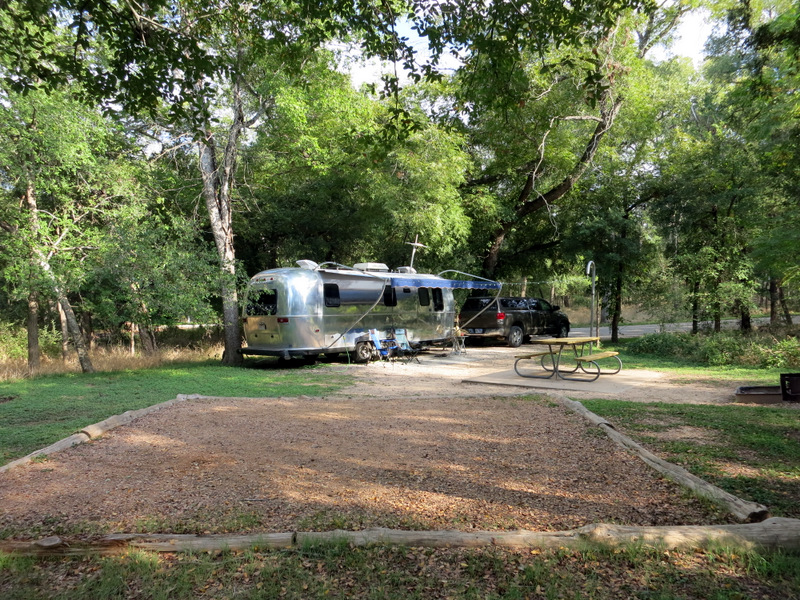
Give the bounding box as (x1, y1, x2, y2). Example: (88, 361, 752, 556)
(197, 74, 248, 367)
(482, 232, 506, 278)
(27, 290, 40, 372)
(769, 278, 779, 325)
(691, 281, 700, 335)
(779, 285, 793, 326)
(611, 271, 623, 344)
(610, 213, 629, 344)
(740, 303, 751, 332)
(57, 301, 70, 361)
(57, 292, 94, 372)
(24, 178, 41, 372)
(139, 325, 158, 355)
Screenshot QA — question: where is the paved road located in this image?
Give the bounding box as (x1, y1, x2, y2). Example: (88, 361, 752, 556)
(570, 317, 780, 340)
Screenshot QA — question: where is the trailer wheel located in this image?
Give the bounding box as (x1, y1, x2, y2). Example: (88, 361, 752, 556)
(354, 342, 373, 363)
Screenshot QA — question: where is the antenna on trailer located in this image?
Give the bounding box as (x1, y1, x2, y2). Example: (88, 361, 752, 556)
(405, 234, 428, 269)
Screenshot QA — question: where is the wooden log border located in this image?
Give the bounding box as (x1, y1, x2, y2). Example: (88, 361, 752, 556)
(0, 394, 207, 474)
(558, 396, 770, 523)
(2, 518, 799, 557)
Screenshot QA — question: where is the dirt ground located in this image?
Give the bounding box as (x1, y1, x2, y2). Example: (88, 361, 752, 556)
(0, 346, 748, 539)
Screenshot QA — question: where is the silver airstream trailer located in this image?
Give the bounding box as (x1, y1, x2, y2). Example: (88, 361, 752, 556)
(240, 260, 500, 361)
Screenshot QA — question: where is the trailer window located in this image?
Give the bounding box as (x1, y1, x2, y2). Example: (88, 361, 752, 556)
(432, 288, 444, 311)
(324, 284, 341, 307)
(383, 286, 397, 307)
(418, 287, 430, 306)
(246, 289, 278, 316)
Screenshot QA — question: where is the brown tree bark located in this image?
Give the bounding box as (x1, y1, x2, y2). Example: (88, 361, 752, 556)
(138, 325, 158, 355)
(769, 278, 779, 324)
(196, 68, 258, 367)
(740, 304, 752, 332)
(27, 290, 40, 372)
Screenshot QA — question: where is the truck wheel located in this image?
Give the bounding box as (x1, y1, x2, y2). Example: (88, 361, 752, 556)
(555, 324, 569, 339)
(507, 326, 524, 348)
(354, 342, 373, 363)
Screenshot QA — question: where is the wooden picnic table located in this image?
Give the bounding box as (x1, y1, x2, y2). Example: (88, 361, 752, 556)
(513, 336, 622, 382)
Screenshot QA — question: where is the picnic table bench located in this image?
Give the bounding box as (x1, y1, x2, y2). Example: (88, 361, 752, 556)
(513, 338, 622, 382)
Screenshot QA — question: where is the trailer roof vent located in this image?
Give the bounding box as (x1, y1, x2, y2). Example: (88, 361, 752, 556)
(296, 260, 319, 270)
(396, 266, 417, 274)
(353, 262, 389, 272)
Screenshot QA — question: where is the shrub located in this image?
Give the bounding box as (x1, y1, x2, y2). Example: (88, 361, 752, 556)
(751, 337, 800, 369)
(696, 333, 752, 366)
(627, 332, 702, 360)
(0, 322, 64, 362)
(627, 328, 800, 368)
(0, 322, 28, 361)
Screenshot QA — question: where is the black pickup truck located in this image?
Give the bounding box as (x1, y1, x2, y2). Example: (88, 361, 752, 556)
(458, 296, 570, 347)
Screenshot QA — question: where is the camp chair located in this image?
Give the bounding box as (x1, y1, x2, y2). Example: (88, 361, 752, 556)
(368, 329, 398, 360)
(393, 328, 420, 363)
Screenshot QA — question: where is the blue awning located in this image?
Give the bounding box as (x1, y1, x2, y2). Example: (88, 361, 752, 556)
(388, 277, 501, 290)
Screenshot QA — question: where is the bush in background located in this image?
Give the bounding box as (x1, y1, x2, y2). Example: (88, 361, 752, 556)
(627, 326, 800, 368)
(0, 321, 62, 361)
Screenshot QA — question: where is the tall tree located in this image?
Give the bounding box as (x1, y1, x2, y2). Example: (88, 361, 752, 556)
(0, 87, 137, 372)
(426, 3, 692, 278)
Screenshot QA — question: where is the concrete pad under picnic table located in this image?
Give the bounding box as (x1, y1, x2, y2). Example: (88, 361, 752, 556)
(462, 368, 666, 393)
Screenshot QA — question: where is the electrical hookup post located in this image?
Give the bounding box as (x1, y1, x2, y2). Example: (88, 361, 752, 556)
(586, 260, 596, 354)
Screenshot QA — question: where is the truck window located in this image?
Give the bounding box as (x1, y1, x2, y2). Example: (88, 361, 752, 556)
(246, 289, 278, 316)
(418, 287, 430, 306)
(461, 297, 493, 311)
(501, 298, 526, 309)
(432, 288, 444, 311)
(324, 284, 341, 307)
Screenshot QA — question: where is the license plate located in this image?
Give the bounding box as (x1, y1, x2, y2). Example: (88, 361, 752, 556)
(467, 328, 483, 334)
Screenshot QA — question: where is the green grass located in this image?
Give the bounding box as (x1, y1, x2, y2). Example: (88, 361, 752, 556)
(0, 361, 350, 466)
(601, 339, 786, 385)
(581, 399, 800, 517)
(1, 541, 798, 599)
